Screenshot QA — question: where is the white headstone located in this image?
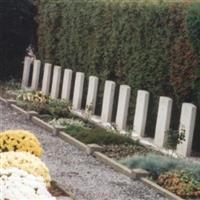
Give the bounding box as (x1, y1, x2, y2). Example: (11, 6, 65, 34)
(72, 72, 85, 110)
(61, 69, 73, 101)
(154, 96, 173, 147)
(101, 81, 116, 123)
(41, 63, 52, 95)
(50, 66, 62, 99)
(31, 59, 41, 90)
(115, 85, 131, 131)
(21, 57, 32, 88)
(177, 103, 197, 157)
(133, 90, 149, 137)
(86, 76, 99, 114)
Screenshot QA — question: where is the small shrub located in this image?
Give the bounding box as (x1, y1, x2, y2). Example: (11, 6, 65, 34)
(0, 130, 43, 157)
(158, 170, 200, 198)
(120, 153, 200, 180)
(0, 151, 51, 186)
(17, 91, 50, 104)
(65, 126, 136, 146)
(49, 118, 86, 128)
(164, 128, 185, 151)
(16, 91, 71, 118)
(0, 168, 56, 200)
(47, 99, 71, 118)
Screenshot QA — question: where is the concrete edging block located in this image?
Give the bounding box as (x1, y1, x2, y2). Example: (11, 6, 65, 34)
(31, 116, 54, 132)
(6, 99, 16, 107)
(86, 144, 103, 155)
(52, 180, 77, 200)
(93, 151, 131, 177)
(26, 111, 39, 120)
(59, 131, 89, 153)
(10, 104, 28, 116)
(0, 96, 7, 104)
(52, 125, 66, 137)
(141, 178, 184, 200)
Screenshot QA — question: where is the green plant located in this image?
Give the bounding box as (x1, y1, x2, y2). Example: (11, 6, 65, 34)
(47, 99, 71, 118)
(64, 125, 136, 146)
(164, 128, 185, 152)
(0, 0, 35, 80)
(16, 91, 71, 118)
(17, 91, 50, 104)
(120, 153, 200, 180)
(49, 118, 86, 128)
(85, 103, 93, 119)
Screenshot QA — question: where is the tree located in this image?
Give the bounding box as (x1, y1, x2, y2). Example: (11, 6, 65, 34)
(0, 0, 35, 80)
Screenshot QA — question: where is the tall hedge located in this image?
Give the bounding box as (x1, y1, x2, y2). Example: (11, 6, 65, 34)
(36, 0, 200, 153)
(0, 0, 35, 80)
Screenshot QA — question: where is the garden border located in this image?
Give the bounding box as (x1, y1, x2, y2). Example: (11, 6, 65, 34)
(0, 96, 185, 200)
(52, 180, 78, 200)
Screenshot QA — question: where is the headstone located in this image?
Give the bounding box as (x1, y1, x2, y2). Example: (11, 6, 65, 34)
(101, 81, 116, 123)
(86, 76, 99, 114)
(154, 96, 172, 147)
(21, 57, 32, 88)
(50, 66, 62, 99)
(177, 103, 197, 157)
(133, 90, 149, 137)
(72, 72, 85, 110)
(61, 69, 73, 101)
(31, 59, 41, 90)
(41, 63, 52, 95)
(115, 85, 131, 131)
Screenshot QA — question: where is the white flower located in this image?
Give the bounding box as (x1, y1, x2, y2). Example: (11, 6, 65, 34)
(0, 168, 56, 200)
(49, 118, 86, 128)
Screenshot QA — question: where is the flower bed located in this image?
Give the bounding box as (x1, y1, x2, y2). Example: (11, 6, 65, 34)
(1, 151, 51, 186)
(0, 168, 55, 200)
(121, 154, 200, 199)
(0, 128, 71, 199)
(49, 117, 150, 160)
(14, 91, 157, 161)
(0, 130, 43, 157)
(3, 89, 200, 199)
(16, 91, 72, 119)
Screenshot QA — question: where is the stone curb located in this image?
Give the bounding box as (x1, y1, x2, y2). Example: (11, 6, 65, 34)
(0, 96, 7, 104)
(52, 180, 77, 200)
(31, 116, 54, 132)
(59, 131, 89, 153)
(1, 96, 185, 200)
(10, 104, 28, 115)
(6, 99, 16, 107)
(141, 178, 185, 200)
(93, 151, 149, 179)
(26, 111, 38, 120)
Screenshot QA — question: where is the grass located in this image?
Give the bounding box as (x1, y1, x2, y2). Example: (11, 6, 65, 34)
(64, 125, 137, 146)
(0, 80, 21, 99)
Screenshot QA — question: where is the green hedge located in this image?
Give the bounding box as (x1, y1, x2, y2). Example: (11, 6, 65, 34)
(36, 0, 200, 153)
(0, 0, 35, 80)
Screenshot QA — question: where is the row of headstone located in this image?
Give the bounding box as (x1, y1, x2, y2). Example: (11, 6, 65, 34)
(21, 57, 197, 157)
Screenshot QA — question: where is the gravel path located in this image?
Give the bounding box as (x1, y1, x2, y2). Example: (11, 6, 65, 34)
(0, 102, 169, 200)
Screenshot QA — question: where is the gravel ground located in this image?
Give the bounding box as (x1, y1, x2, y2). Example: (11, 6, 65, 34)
(0, 102, 169, 200)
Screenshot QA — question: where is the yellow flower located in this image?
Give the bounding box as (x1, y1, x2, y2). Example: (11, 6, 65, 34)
(0, 130, 43, 157)
(0, 152, 51, 186)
